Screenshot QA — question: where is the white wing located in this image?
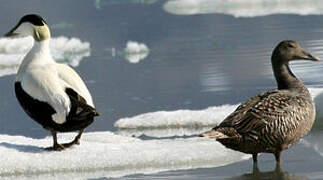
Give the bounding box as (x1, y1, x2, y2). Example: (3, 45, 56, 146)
(55, 63, 94, 107)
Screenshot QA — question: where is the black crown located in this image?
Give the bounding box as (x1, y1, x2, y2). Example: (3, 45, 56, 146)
(19, 14, 47, 26)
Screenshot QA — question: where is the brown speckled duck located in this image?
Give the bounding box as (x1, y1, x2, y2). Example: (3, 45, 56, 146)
(201, 40, 319, 167)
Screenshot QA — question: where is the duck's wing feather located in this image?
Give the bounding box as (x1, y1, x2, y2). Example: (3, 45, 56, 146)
(56, 63, 94, 107)
(217, 90, 311, 135)
(65, 88, 99, 121)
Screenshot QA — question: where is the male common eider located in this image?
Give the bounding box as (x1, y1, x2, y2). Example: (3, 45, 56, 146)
(5, 14, 99, 151)
(201, 40, 319, 167)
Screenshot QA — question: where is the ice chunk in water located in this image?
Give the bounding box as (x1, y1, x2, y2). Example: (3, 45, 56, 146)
(122, 41, 150, 63)
(115, 104, 238, 130)
(163, 0, 323, 17)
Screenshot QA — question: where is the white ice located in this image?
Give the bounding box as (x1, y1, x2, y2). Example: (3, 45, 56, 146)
(163, 0, 323, 17)
(123, 41, 150, 63)
(115, 104, 238, 129)
(0, 36, 90, 77)
(0, 132, 248, 179)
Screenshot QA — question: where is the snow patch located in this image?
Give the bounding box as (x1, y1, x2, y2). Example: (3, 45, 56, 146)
(0, 36, 90, 77)
(163, 0, 323, 17)
(123, 41, 150, 63)
(0, 131, 248, 179)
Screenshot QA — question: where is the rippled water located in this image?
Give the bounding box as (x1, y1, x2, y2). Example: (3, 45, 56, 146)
(0, 0, 323, 179)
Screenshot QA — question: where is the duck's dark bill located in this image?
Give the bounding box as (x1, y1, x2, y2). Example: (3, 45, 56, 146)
(4, 31, 18, 37)
(300, 50, 320, 61)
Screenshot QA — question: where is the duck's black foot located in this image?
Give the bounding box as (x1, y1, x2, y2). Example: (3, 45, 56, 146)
(45, 143, 65, 151)
(61, 139, 80, 148)
(61, 129, 84, 148)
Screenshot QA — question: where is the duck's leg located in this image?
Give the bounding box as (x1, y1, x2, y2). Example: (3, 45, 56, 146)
(72, 129, 84, 145)
(62, 129, 84, 148)
(274, 151, 281, 166)
(46, 129, 64, 151)
(252, 153, 260, 174)
(252, 163, 260, 174)
(252, 153, 258, 164)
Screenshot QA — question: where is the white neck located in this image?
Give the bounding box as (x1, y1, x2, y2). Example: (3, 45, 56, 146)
(17, 39, 54, 80)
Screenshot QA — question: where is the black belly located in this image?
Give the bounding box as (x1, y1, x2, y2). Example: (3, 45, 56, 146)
(14, 82, 96, 132)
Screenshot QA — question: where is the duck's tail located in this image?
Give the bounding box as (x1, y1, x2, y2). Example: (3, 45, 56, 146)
(199, 127, 229, 139)
(200, 126, 241, 139)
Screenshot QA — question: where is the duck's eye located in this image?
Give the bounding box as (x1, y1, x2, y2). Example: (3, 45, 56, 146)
(287, 44, 295, 48)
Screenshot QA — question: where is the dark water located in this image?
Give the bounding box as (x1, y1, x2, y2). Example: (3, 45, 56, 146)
(0, 0, 323, 179)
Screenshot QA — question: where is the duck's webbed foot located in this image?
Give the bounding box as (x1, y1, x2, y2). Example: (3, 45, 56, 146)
(45, 129, 65, 151)
(45, 143, 65, 151)
(44, 129, 84, 151)
(62, 129, 84, 148)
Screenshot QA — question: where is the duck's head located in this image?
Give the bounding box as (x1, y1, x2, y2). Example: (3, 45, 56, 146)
(4, 14, 50, 42)
(272, 40, 320, 63)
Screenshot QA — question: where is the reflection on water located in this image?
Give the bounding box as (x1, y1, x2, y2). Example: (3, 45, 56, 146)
(123, 161, 311, 180)
(199, 39, 323, 92)
(51, 22, 74, 30)
(200, 61, 231, 92)
(94, 0, 158, 10)
(164, 0, 323, 17)
(230, 167, 308, 180)
(303, 131, 323, 157)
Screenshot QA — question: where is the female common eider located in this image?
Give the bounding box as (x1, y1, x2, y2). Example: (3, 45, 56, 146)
(4, 14, 99, 151)
(201, 40, 319, 167)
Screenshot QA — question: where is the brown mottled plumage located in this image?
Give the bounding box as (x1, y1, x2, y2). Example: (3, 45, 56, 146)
(201, 40, 320, 167)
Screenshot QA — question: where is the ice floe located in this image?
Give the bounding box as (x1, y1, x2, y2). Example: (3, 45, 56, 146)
(122, 41, 150, 63)
(0, 131, 248, 179)
(163, 0, 323, 17)
(0, 36, 90, 77)
(115, 104, 238, 129)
